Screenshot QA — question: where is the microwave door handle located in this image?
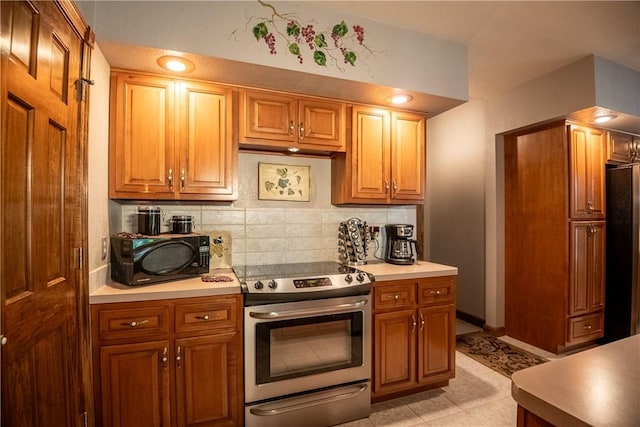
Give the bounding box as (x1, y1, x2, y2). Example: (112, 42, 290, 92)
(249, 299, 368, 320)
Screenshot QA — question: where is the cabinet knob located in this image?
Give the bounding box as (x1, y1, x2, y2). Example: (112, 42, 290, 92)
(126, 319, 149, 327)
(167, 168, 173, 189)
(0, 335, 7, 346)
(180, 168, 186, 190)
(411, 314, 417, 331)
(299, 122, 304, 139)
(393, 294, 399, 300)
(384, 180, 390, 193)
(419, 313, 425, 330)
(289, 121, 295, 136)
(161, 347, 168, 368)
(196, 315, 210, 321)
(392, 181, 398, 192)
(583, 324, 592, 330)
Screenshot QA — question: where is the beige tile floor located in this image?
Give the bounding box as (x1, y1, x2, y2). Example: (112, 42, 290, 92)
(337, 319, 561, 427)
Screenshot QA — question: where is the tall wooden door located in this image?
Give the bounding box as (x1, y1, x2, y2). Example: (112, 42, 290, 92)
(1, 1, 90, 425)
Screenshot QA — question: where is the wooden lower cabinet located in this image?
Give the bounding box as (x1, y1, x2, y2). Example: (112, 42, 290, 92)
(372, 276, 456, 401)
(92, 295, 243, 427)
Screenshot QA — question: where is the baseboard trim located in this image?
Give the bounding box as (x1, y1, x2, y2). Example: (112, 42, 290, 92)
(456, 310, 484, 327)
(483, 324, 506, 337)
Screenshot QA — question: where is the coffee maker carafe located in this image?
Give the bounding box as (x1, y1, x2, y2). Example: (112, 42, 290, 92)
(385, 224, 418, 265)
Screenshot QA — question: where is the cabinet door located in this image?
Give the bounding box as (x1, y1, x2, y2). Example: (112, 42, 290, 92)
(390, 111, 425, 201)
(299, 98, 346, 150)
(373, 309, 417, 395)
(239, 89, 296, 143)
(177, 81, 237, 199)
(418, 305, 455, 381)
(569, 221, 606, 316)
(351, 105, 391, 201)
(99, 341, 171, 427)
(110, 72, 175, 198)
(608, 131, 635, 164)
(175, 334, 243, 427)
(569, 125, 606, 219)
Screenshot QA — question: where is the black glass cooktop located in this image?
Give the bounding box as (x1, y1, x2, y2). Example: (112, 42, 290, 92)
(233, 261, 358, 282)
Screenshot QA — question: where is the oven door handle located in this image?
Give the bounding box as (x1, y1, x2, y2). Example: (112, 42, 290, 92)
(248, 383, 368, 417)
(248, 299, 368, 320)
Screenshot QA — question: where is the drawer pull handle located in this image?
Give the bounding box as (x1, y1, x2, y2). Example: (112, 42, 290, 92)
(176, 346, 182, 367)
(126, 320, 149, 328)
(583, 324, 592, 330)
(196, 315, 211, 321)
(411, 314, 417, 331)
(393, 294, 399, 301)
(419, 313, 425, 330)
(161, 347, 168, 369)
(430, 290, 442, 295)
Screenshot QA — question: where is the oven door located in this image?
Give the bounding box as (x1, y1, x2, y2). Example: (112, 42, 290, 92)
(244, 294, 371, 403)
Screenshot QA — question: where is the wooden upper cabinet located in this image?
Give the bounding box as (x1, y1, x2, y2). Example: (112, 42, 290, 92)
(109, 70, 237, 201)
(177, 81, 237, 198)
(332, 105, 425, 205)
(110, 72, 176, 197)
(569, 124, 605, 219)
(607, 130, 639, 164)
(391, 111, 426, 201)
(239, 88, 346, 152)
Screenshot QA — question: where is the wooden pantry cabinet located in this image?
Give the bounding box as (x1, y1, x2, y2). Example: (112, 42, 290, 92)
(91, 295, 243, 427)
(372, 276, 455, 401)
(109, 70, 237, 201)
(239, 88, 346, 153)
(332, 105, 425, 205)
(607, 130, 640, 164)
(505, 121, 606, 354)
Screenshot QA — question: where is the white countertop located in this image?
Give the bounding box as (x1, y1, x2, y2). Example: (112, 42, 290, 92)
(358, 260, 458, 281)
(511, 334, 640, 427)
(90, 261, 457, 304)
(90, 268, 241, 304)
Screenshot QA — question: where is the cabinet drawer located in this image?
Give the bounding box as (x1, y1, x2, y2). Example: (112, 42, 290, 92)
(418, 277, 455, 305)
(97, 305, 170, 342)
(567, 312, 603, 343)
(374, 283, 415, 310)
(175, 297, 238, 334)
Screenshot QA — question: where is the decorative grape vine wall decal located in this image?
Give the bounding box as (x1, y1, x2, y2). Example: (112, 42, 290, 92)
(244, 0, 374, 71)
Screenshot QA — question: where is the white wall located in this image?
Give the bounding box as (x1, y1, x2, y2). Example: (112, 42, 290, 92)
(86, 0, 467, 101)
(426, 99, 486, 319)
(87, 45, 111, 293)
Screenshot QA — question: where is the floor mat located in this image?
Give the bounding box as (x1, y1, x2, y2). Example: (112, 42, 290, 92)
(456, 331, 548, 378)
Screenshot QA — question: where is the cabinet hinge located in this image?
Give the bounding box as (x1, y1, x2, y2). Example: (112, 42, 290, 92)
(77, 247, 83, 270)
(75, 77, 95, 101)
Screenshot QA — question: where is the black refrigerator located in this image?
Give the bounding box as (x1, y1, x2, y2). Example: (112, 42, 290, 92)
(603, 164, 640, 343)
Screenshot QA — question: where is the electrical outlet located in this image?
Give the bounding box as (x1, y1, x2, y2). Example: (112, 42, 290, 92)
(101, 237, 108, 260)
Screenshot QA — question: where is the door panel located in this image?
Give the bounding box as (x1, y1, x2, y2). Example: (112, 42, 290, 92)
(351, 106, 390, 200)
(391, 112, 425, 200)
(1, 1, 86, 425)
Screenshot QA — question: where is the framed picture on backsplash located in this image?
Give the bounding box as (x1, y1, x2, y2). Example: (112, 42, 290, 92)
(258, 162, 310, 201)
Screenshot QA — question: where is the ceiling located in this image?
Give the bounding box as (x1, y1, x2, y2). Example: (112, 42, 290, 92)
(97, 1, 640, 129)
(311, 1, 640, 99)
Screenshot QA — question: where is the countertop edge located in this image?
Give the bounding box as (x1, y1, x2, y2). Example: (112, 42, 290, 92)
(511, 376, 589, 427)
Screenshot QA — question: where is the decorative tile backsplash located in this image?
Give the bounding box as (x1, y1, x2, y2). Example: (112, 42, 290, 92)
(118, 204, 416, 266)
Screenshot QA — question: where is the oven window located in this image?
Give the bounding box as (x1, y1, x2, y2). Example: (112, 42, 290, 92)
(255, 312, 363, 384)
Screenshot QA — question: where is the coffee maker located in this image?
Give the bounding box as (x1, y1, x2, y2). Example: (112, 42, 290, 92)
(384, 224, 418, 265)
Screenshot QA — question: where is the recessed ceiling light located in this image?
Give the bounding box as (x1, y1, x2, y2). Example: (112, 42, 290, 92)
(388, 94, 413, 105)
(594, 114, 617, 123)
(157, 55, 195, 73)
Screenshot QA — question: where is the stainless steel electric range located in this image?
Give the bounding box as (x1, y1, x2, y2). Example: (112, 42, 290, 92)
(234, 261, 374, 427)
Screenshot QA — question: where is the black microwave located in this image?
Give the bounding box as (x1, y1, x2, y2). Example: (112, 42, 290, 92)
(110, 234, 210, 286)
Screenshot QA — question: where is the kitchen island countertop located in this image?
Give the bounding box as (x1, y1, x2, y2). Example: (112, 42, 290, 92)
(359, 260, 458, 281)
(90, 268, 241, 304)
(511, 334, 640, 427)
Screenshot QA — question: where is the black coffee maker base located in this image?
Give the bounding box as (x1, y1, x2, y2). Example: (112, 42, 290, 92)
(385, 257, 416, 265)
